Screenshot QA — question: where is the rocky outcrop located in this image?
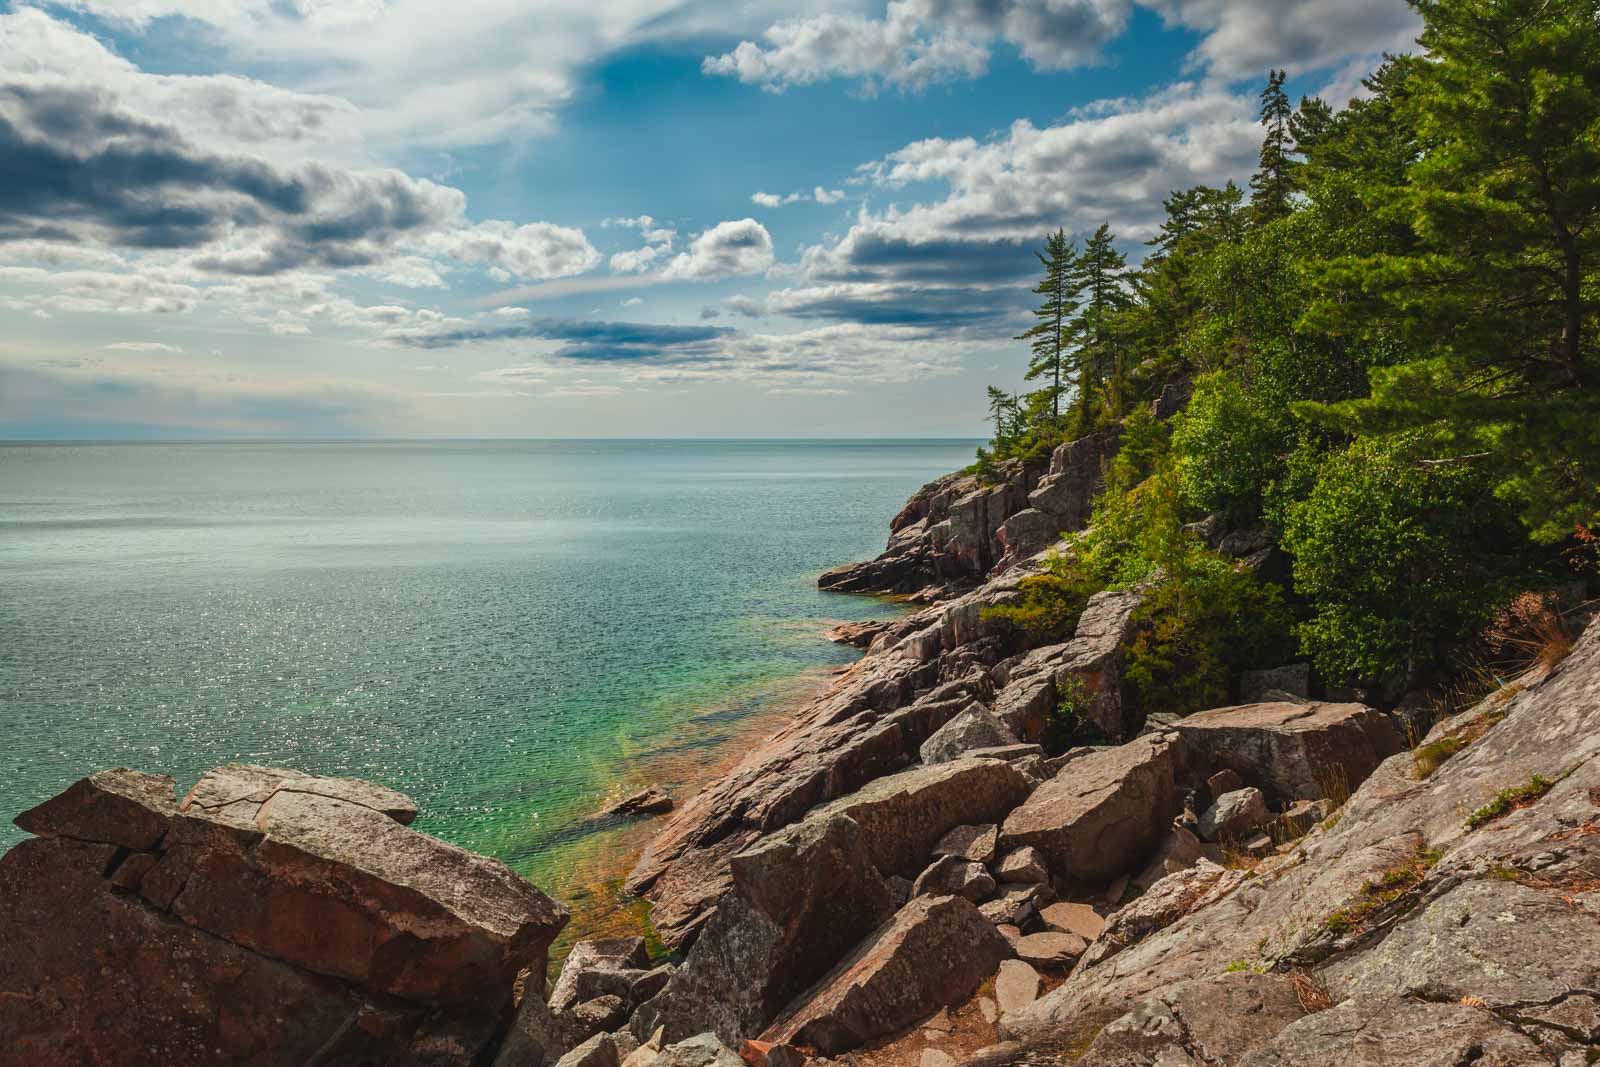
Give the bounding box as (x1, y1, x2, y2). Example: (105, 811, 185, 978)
(996, 430, 1123, 570)
(999, 734, 1182, 883)
(1, 763, 567, 1066)
(603, 787, 675, 818)
(1001, 614, 1600, 1062)
(761, 895, 1011, 1053)
(1170, 700, 1405, 802)
(1075, 972, 1307, 1067)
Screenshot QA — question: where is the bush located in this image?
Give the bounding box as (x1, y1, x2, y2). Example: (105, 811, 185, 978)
(1282, 433, 1530, 691)
(1121, 552, 1295, 720)
(1172, 369, 1291, 520)
(980, 558, 1101, 643)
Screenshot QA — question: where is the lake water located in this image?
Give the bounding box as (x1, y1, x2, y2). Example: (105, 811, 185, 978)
(0, 439, 974, 943)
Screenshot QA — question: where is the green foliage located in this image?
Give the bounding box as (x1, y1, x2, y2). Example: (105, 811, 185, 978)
(1122, 552, 1295, 720)
(1046, 675, 1112, 752)
(1283, 434, 1530, 690)
(1251, 69, 1297, 223)
(1465, 774, 1554, 829)
(1016, 228, 1079, 427)
(1172, 370, 1292, 519)
(979, 556, 1100, 643)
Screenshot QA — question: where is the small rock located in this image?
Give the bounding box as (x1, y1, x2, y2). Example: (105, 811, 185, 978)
(1132, 826, 1205, 892)
(766, 1048, 804, 1067)
(920, 706, 1020, 765)
(980, 898, 1032, 926)
(934, 824, 999, 865)
(912, 855, 996, 902)
(603, 787, 674, 819)
(825, 621, 888, 649)
(996, 923, 1023, 945)
(994, 959, 1041, 1015)
(1244, 833, 1274, 857)
(656, 1034, 744, 1067)
(1206, 769, 1244, 798)
(1197, 787, 1268, 843)
(920, 1052, 955, 1067)
(555, 1034, 621, 1067)
(923, 1008, 954, 1033)
(995, 847, 1049, 884)
(1037, 902, 1105, 942)
(978, 997, 998, 1023)
(1013, 932, 1086, 969)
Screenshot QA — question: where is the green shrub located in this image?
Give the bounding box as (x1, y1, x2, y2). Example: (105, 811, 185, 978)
(1172, 369, 1291, 520)
(1122, 553, 1295, 720)
(1282, 433, 1529, 691)
(980, 554, 1102, 643)
(1044, 675, 1113, 752)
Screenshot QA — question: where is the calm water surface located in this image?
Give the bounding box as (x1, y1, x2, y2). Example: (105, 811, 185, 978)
(0, 439, 974, 941)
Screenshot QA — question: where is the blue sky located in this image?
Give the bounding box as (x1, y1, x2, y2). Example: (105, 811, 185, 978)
(0, 0, 1420, 438)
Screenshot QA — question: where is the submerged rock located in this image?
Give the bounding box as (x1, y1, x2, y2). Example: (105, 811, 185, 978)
(603, 787, 675, 818)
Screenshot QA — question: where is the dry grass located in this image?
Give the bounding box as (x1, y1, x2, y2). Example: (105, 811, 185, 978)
(1483, 591, 1581, 674)
(1290, 971, 1335, 1013)
(1321, 848, 1440, 936)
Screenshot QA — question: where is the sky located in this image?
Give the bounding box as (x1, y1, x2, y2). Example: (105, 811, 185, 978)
(0, 0, 1422, 439)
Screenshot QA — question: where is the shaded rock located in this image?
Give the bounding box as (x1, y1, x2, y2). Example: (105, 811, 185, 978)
(555, 1034, 622, 1067)
(993, 960, 1040, 1016)
(762, 895, 1011, 1054)
(1239, 665, 1310, 704)
(1012, 932, 1085, 970)
(1171, 702, 1403, 803)
(965, 743, 1045, 762)
(1074, 860, 1245, 973)
(1, 820, 511, 1066)
(920, 705, 1019, 764)
(999, 735, 1182, 883)
(632, 813, 895, 1047)
(911, 855, 996, 902)
(997, 431, 1122, 568)
(1131, 826, 1206, 892)
(1077, 972, 1306, 1067)
(551, 937, 653, 1012)
(934, 823, 999, 865)
(562, 998, 631, 1045)
(1205, 768, 1243, 799)
(1037, 902, 1105, 942)
(886, 875, 913, 907)
(1197, 787, 1268, 843)
(994, 847, 1049, 884)
(603, 788, 674, 818)
(13, 768, 177, 850)
(1151, 379, 1193, 421)
(1054, 589, 1146, 741)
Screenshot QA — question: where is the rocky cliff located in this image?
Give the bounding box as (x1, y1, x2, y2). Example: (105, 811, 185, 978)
(5, 423, 1597, 1067)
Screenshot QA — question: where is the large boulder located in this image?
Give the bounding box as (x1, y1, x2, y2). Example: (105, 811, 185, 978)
(761, 895, 1011, 1053)
(152, 768, 567, 1006)
(550, 937, 654, 1013)
(1197, 787, 1268, 842)
(1, 765, 563, 1066)
(808, 758, 1032, 879)
(631, 812, 897, 1047)
(1171, 702, 1404, 802)
(999, 734, 1182, 883)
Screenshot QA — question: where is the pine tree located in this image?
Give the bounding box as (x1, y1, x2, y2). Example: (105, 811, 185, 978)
(1016, 229, 1078, 426)
(1306, 0, 1600, 541)
(1251, 69, 1296, 223)
(985, 385, 1020, 445)
(1069, 224, 1131, 425)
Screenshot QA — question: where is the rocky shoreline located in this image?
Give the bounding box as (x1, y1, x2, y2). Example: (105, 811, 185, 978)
(5, 425, 1600, 1066)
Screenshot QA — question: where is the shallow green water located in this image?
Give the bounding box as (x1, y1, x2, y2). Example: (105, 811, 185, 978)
(0, 439, 974, 925)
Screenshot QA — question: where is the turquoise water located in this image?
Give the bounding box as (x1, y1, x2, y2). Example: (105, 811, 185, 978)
(0, 439, 973, 933)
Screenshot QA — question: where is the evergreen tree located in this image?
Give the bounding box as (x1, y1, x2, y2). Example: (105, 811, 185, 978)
(1016, 229, 1078, 425)
(1306, 0, 1600, 540)
(1251, 69, 1296, 222)
(985, 386, 1020, 444)
(1069, 224, 1131, 424)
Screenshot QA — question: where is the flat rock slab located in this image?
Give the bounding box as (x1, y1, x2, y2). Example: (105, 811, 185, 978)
(911, 855, 995, 901)
(182, 763, 419, 830)
(762, 895, 1011, 1053)
(14, 768, 177, 850)
(1000, 735, 1181, 883)
(1012, 932, 1085, 969)
(1171, 702, 1403, 803)
(1037, 902, 1105, 941)
(993, 960, 1040, 1016)
(1238, 996, 1547, 1066)
(1078, 972, 1306, 1067)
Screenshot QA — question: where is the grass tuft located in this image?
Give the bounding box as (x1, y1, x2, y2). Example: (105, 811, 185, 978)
(1465, 775, 1554, 829)
(1321, 848, 1440, 936)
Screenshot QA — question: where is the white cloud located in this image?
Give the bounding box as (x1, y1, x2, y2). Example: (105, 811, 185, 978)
(752, 191, 805, 207)
(661, 219, 776, 281)
(420, 221, 600, 281)
(706, 0, 1419, 93)
(607, 214, 677, 274)
(104, 341, 185, 353)
(813, 187, 846, 204)
(621, 297, 644, 306)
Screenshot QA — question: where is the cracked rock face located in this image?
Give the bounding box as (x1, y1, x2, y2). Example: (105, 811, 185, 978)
(0, 763, 567, 1066)
(1076, 972, 1307, 1067)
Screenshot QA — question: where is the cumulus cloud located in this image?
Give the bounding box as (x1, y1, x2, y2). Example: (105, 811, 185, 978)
(420, 221, 599, 281)
(774, 83, 1258, 334)
(706, 0, 1419, 93)
(752, 187, 847, 208)
(606, 214, 677, 274)
(660, 219, 775, 281)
